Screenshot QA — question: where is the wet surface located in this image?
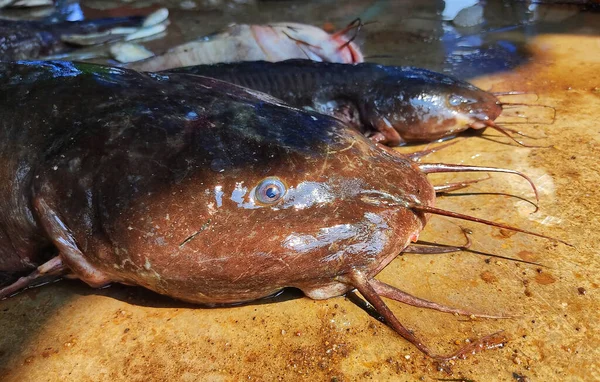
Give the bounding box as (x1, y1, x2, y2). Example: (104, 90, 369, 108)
(1, 0, 600, 381)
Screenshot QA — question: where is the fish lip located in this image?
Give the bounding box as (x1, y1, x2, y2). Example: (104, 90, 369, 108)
(469, 119, 488, 129)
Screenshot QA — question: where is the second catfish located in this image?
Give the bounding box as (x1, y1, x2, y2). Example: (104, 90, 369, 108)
(167, 60, 514, 146)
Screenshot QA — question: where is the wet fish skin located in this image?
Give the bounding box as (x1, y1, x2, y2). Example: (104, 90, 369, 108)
(0, 61, 433, 305)
(166, 60, 501, 146)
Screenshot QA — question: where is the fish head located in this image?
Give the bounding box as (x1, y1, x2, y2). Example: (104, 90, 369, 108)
(363, 66, 502, 143)
(36, 72, 433, 305)
(122, 90, 434, 304)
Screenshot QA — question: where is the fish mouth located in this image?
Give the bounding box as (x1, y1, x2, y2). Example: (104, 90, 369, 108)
(353, 191, 428, 280)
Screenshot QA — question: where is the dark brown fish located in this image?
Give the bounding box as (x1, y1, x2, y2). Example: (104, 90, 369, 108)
(166, 60, 506, 146)
(0, 60, 434, 304)
(0, 61, 560, 360)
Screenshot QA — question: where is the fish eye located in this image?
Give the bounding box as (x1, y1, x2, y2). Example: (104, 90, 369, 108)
(255, 177, 286, 204)
(448, 94, 477, 107)
(448, 95, 464, 106)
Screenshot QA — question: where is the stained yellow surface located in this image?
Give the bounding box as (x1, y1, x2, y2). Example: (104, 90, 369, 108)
(1, 14, 600, 382)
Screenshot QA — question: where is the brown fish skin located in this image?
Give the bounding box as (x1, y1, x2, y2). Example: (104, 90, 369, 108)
(0, 61, 435, 305)
(167, 60, 502, 146)
(0, 16, 145, 60)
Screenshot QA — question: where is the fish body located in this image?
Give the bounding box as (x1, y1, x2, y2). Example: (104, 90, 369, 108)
(167, 60, 502, 145)
(0, 61, 433, 304)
